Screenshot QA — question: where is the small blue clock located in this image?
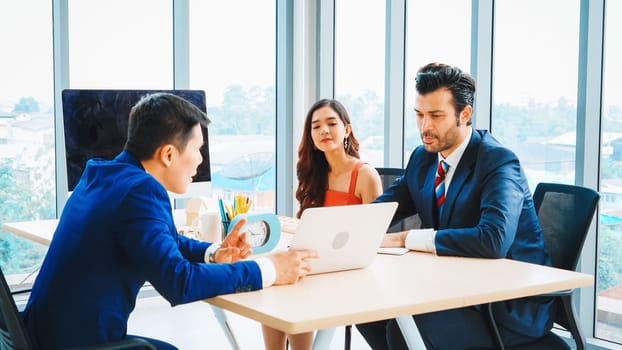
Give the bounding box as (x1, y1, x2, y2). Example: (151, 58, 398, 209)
(226, 213, 281, 255)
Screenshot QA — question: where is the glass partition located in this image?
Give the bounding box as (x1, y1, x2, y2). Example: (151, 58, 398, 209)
(596, 0, 622, 344)
(0, 0, 54, 286)
(334, 0, 386, 167)
(492, 0, 580, 188)
(403, 0, 471, 161)
(189, 0, 276, 212)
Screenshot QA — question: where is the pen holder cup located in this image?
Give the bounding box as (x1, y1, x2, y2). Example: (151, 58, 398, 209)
(222, 220, 231, 238)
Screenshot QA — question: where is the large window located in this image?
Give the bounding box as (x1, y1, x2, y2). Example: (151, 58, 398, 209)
(3, 3, 622, 347)
(492, 0, 580, 188)
(334, 0, 385, 167)
(189, 0, 276, 212)
(403, 0, 471, 161)
(0, 0, 54, 283)
(596, 0, 622, 344)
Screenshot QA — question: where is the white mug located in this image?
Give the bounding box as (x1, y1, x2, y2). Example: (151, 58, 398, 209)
(196, 211, 222, 243)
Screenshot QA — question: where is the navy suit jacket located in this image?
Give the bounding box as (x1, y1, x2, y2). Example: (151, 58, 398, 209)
(376, 129, 554, 338)
(23, 151, 262, 349)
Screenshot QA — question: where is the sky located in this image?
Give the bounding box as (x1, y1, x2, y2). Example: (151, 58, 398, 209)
(0, 0, 54, 107)
(0, 0, 620, 110)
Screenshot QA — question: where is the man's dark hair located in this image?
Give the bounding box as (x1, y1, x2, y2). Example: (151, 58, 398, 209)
(124, 93, 210, 160)
(415, 63, 475, 125)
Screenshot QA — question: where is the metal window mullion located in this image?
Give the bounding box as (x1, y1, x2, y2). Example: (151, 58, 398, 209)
(173, 0, 190, 89)
(471, 0, 494, 131)
(576, 0, 605, 338)
(53, 0, 70, 216)
(384, 0, 406, 168)
(317, 0, 334, 99)
(276, 0, 295, 216)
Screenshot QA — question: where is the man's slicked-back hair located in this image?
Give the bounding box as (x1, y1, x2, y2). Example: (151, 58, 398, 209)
(124, 93, 210, 160)
(415, 63, 475, 125)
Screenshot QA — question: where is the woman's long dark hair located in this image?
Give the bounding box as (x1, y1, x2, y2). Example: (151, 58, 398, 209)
(295, 99, 360, 218)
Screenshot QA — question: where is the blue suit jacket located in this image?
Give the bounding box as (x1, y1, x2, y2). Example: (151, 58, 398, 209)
(376, 129, 553, 338)
(23, 151, 262, 349)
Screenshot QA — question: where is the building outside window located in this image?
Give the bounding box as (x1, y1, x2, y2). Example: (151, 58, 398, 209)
(596, 0, 622, 344)
(189, 0, 276, 212)
(0, 0, 54, 285)
(492, 0, 580, 188)
(403, 0, 471, 161)
(334, 0, 385, 167)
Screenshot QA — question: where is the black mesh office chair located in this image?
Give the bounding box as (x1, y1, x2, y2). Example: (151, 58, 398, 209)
(485, 182, 600, 350)
(376, 167, 405, 188)
(0, 267, 157, 350)
(343, 168, 420, 350)
(375, 168, 421, 233)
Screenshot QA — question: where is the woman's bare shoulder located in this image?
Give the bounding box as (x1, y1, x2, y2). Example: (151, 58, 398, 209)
(357, 163, 382, 188)
(357, 162, 380, 177)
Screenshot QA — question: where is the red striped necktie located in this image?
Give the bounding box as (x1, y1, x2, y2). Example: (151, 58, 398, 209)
(435, 160, 449, 214)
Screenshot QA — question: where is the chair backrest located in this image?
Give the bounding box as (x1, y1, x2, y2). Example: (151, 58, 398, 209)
(376, 168, 421, 232)
(0, 268, 33, 350)
(533, 182, 600, 271)
(376, 167, 405, 190)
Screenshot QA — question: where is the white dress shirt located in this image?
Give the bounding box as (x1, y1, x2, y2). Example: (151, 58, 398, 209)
(205, 243, 276, 287)
(405, 127, 473, 254)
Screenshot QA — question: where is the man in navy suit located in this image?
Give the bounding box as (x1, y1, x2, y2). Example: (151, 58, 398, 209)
(356, 63, 553, 349)
(23, 93, 317, 349)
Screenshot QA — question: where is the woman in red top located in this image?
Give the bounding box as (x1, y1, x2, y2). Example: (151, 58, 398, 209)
(262, 99, 383, 350)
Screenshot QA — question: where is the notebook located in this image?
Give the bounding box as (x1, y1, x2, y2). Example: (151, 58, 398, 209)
(289, 202, 398, 275)
(277, 215, 300, 234)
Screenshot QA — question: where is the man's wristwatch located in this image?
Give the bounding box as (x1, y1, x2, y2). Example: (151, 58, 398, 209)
(207, 243, 221, 263)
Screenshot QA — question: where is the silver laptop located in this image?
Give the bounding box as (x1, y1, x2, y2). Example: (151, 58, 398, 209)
(289, 202, 398, 275)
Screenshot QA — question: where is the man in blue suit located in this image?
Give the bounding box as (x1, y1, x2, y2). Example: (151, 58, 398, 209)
(356, 63, 553, 349)
(23, 93, 317, 349)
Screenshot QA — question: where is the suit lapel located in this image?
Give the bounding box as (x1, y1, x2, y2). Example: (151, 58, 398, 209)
(440, 130, 481, 228)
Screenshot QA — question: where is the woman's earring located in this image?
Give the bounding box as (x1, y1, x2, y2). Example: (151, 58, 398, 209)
(344, 137, 349, 149)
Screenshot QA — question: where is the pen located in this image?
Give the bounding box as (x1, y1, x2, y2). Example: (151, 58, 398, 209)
(218, 198, 227, 222)
(225, 203, 233, 220)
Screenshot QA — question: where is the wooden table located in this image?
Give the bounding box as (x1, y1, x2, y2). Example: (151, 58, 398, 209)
(2, 219, 58, 246)
(207, 251, 593, 349)
(3, 220, 594, 349)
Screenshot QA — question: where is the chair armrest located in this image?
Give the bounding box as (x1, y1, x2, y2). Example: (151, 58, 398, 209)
(68, 338, 157, 350)
(485, 291, 569, 350)
(9, 289, 156, 350)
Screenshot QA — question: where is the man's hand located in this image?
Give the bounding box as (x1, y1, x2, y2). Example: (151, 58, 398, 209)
(381, 231, 407, 248)
(214, 218, 252, 263)
(268, 249, 319, 285)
